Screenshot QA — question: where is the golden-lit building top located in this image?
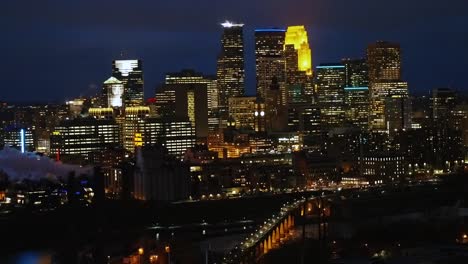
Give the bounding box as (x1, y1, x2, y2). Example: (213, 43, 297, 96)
(284, 25, 312, 75)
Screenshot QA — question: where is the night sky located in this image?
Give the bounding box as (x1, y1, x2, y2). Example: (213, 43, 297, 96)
(1, 0, 467, 102)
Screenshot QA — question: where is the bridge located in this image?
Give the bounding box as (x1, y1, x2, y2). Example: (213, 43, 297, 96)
(222, 194, 331, 263)
(221, 181, 461, 263)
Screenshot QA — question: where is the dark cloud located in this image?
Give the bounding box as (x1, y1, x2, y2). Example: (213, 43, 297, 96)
(0, 0, 467, 101)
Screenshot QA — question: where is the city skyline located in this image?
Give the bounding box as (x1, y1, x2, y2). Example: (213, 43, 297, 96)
(2, 0, 468, 102)
(1, 2, 468, 263)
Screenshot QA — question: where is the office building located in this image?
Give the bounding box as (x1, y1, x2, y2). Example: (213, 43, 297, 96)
(112, 59, 144, 106)
(228, 96, 265, 131)
(67, 99, 86, 118)
(367, 42, 401, 82)
(287, 103, 321, 135)
(141, 117, 196, 158)
(3, 126, 34, 152)
(315, 64, 346, 130)
(367, 41, 408, 131)
(255, 28, 286, 101)
(50, 118, 121, 162)
(359, 153, 406, 184)
(102, 76, 125, 108)
(155, 82, 208, 139)
(173, 84, 208, 139)
(284, 25, 312, 75)
(343, 58, 369, 88)
(369, 81, 409, 130)
(431, 88, 457, 122)
(344, 87, 369, 130)
(123, 106, 150, 152)
(165, 69, 218, 111)
(217, 21, 245, 110)
(154, 86, 176, 118)
(428, 88, 464, 168)
(385, 93, 412, 132)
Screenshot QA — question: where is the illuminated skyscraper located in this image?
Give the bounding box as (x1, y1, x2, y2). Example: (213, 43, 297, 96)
(112, 60, 144, 106)
(255, 28, 286, 101)
(344, 87, 369, 130)
(367, 42, 401, 82)
(123, 106, 150, 152)
(154, 86, 176, 118)
(367, 41, 409, 131)
(385, 92, 412, 132)
(165, 69, 218, 111)
(228, 96, 265, 132)
(173, 84, 208, 139)
(284, 26, 313, 103)
(164, 70, 218, 133)
(428, 88, 464, 168)
(343, 59, 370, 130)
(370, 81, 409, 131)
(217, 21, 245, 110)
(103, 77, 124, 108)
(343, 58, 369, 88)
(315, 64, 346, 129)
(284, 26, 312, 75)
(431, 88, 457, 121)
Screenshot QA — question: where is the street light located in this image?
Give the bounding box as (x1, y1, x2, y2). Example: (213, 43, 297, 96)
(150, 255, 159, 263)
(165, 245, 171, 264)
(138, 248, 144, 264)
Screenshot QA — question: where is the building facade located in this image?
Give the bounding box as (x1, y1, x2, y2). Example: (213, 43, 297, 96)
(112, 60, 144, 106)
(217, 21, 245, 110)
(315, 64, 346, 130)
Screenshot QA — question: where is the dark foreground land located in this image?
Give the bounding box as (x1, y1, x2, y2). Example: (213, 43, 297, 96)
(1, 173, 467, 263)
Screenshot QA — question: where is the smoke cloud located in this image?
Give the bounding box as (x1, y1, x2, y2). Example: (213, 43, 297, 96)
(0, 146, 92, 181)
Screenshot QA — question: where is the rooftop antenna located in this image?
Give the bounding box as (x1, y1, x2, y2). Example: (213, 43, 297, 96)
(119, 50, 127, 59)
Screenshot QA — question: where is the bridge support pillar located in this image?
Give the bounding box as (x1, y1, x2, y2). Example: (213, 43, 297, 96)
(276, 226, 280, 242)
